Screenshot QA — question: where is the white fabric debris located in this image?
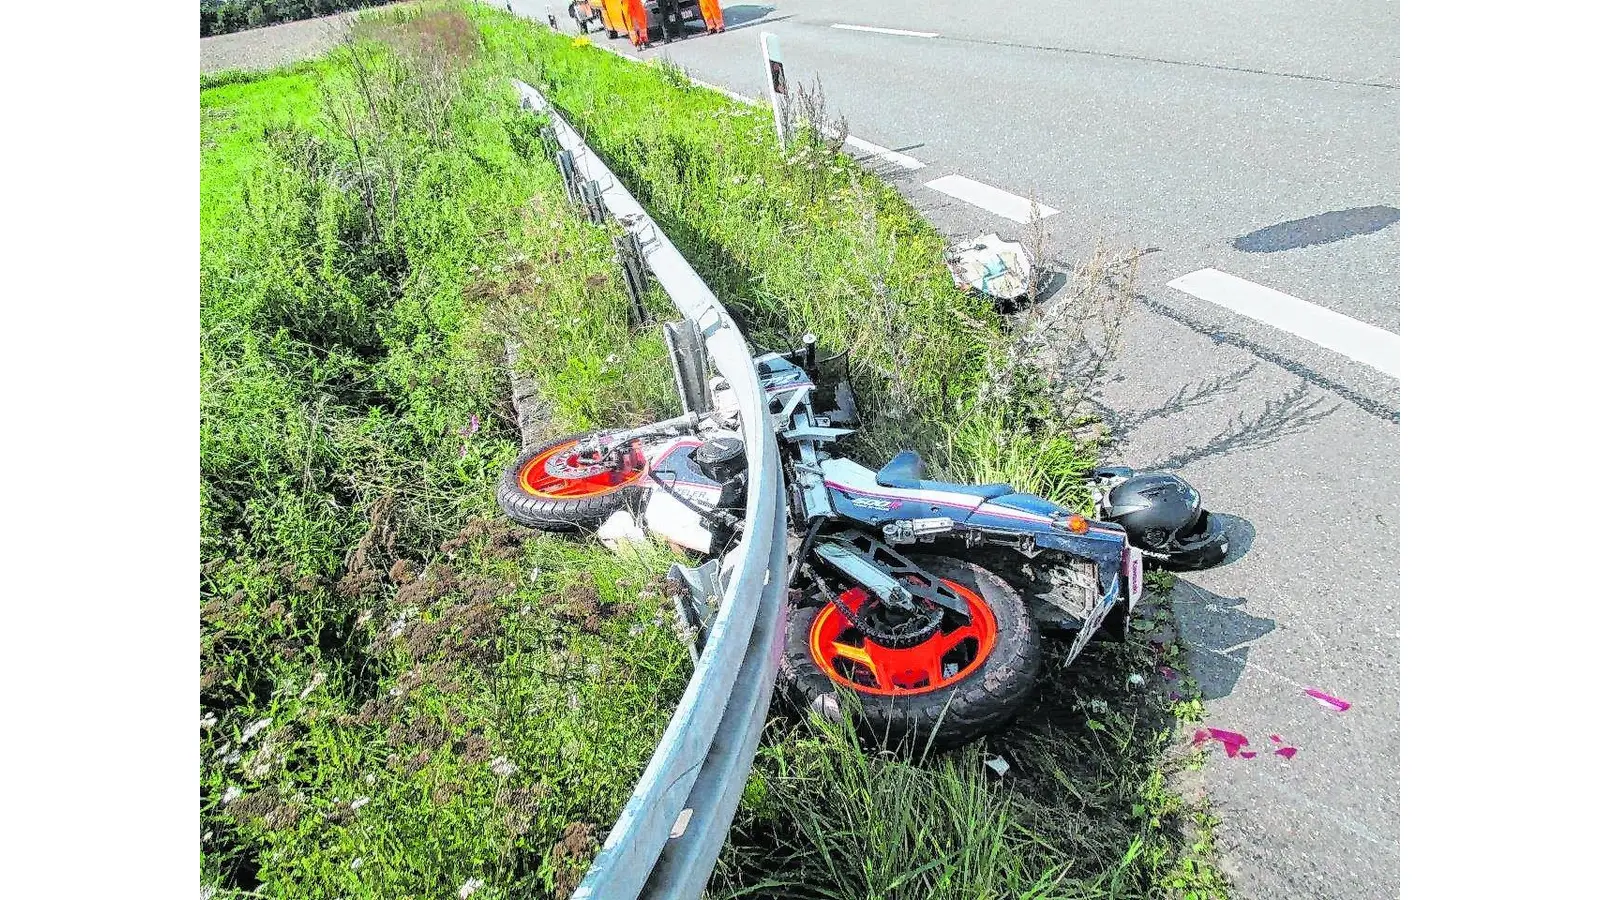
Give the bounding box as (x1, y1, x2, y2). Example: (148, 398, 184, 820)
(597, 509, 648, 550)
(945, 234, 1033, 300)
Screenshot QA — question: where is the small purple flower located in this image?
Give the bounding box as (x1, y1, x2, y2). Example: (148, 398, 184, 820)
(459, 414, 481, 438)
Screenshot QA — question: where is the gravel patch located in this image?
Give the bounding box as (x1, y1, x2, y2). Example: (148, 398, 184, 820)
(200, 12, 358, 74)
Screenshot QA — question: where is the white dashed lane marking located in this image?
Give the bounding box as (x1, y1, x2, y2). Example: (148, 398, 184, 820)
(1167, 268, 1401, 378)
(923, 174, 1059, 224)
(842, 135, 926, 170)
(831, 24, 941, 39)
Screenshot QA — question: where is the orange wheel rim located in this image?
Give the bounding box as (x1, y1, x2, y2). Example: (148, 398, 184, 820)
(517, 439, 645, 500)
(808, 578, 998, 696)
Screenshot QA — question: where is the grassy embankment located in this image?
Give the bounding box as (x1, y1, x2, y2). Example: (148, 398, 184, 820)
(200, 4, 1226, 898)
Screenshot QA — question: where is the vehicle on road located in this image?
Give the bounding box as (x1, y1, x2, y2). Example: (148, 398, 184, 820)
(571, 0, 718, 47)
(497, 337, 1226, 747)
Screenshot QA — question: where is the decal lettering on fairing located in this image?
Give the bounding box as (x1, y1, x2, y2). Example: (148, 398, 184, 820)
(847, 496, 902, 511)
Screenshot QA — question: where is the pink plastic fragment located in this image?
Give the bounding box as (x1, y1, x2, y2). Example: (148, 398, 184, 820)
(1270, 734, 1283, 743)
(1275, 746, 1298, 759)
(1193, 727, 1250, 757)
(1239, 751, 1257, 759)
(1305, 689, 1351, 712)
(1158, 666, 1178, 681)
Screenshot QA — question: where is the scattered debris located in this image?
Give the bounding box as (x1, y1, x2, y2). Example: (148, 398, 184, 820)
(1195, 728, 1300, 762)
(458, 877, 485, 899)
(1305, 688, 1351, 712)
(491, 756, 519, 778)
(1192, 727, 1251, 758)
(945, 233, 1033, 300)
(1127, 672, 1146, 686)
(351, 796, 371, 811)
(984, 755, 1012, 778)
(597, 509, 647, 550)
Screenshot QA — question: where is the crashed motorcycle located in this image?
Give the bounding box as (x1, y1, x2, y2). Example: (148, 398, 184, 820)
(497, 336, 1226, 747)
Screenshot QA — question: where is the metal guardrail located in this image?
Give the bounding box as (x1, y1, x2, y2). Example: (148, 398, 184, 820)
(513, 80, 789, 900)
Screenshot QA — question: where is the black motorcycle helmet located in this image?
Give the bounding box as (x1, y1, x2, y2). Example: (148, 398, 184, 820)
(1100, 471, 1229, 569)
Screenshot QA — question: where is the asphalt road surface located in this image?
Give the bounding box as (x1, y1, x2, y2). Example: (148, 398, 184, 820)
(517, 2, 1400, 897)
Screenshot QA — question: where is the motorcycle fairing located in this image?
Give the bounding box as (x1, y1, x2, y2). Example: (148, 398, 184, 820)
(820, 457, 1128, 601)
(642, 438, 725, 499)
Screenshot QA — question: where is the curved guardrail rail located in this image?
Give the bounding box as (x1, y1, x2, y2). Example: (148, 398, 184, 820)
(513, 80, 789, 900)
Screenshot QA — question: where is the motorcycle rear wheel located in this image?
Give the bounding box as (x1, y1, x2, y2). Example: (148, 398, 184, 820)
(497, 433, 648, 532)
(779, 555, 1042, 750)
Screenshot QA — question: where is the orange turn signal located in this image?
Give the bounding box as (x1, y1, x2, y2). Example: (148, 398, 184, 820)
(1065, 514, 1089, 534)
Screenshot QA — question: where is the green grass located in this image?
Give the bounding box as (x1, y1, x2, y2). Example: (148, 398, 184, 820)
(200, 4, 1229, 898)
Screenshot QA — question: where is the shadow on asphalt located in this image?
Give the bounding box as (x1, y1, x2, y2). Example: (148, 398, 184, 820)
(720, 4, 779, 28)
(1233, 205, 1399, 253)
(1207, 512, 1256, 568)
(1167, 577, 1277, 701)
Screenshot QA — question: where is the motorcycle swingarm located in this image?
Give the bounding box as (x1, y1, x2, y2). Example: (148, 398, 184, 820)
(811, 530, 971, 621)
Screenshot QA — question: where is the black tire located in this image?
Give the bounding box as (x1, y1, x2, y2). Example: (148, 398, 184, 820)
(496, 434, 647, 532)
(607, 28, 620, 39)
(779, 555, 1042, 750)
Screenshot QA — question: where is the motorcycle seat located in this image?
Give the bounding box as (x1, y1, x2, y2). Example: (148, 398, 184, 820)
(875, 450, 1015, 500)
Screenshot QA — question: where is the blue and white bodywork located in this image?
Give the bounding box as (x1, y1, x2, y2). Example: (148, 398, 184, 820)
(753, 348, 1143, 663)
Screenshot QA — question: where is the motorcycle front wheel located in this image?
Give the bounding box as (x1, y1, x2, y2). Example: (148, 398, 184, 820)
(496, 433, 648, 532)
(779, 555, 1042, 750)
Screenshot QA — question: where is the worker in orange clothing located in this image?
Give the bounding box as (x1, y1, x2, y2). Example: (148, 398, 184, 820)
(624, 0, 650, 48)
(698, 0, 724, 34)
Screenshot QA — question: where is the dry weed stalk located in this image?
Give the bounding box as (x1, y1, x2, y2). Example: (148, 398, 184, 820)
(846, 174, 915, 414)
(990, 245, 1138, 431)
(780, 76, 850, 202)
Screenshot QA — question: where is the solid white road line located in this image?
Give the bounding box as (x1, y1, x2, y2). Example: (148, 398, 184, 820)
(923, 174, 1059, 224)
(688, 75, 757, 104)
(842, 135, 926, 170)
(1167, 268, 1401, 378)
(831, 23, 941, 39)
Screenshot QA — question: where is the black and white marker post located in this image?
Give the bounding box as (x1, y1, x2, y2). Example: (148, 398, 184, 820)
(760, 32, 789, 149)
